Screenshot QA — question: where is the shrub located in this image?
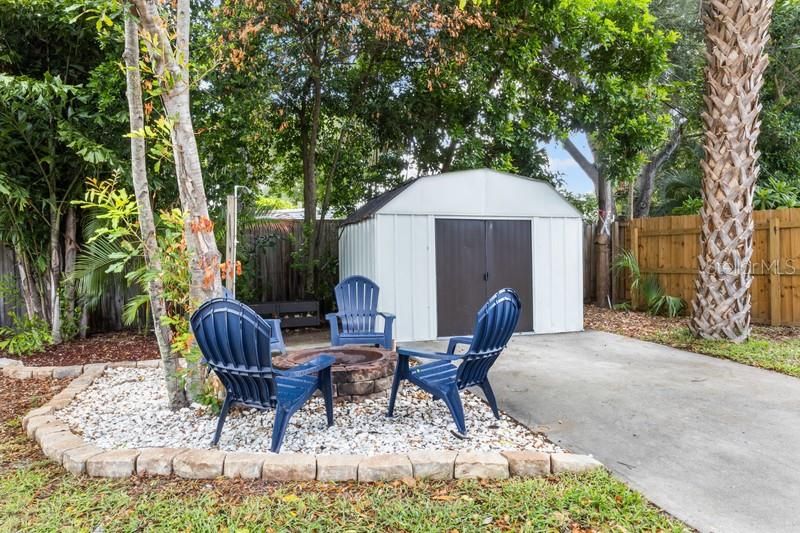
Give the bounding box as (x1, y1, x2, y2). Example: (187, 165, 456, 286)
(0, 312, 52, 356)
(613, 250, 685, 317)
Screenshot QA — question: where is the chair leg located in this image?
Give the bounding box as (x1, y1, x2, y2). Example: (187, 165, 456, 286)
(387, 371, 403, 417)
(211, 394, 233, 446)
(271, 406, 292, 453)
(480, 380, 500, 419)
(386, 356, 408, 417)
(442, 387, 467, 437)
(320, 370, 334, 427)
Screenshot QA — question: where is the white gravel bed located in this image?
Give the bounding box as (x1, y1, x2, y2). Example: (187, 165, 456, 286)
(56, 367, 560, 455)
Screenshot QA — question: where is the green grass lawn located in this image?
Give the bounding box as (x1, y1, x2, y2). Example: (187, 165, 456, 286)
(0, 426, 687, 532)
(647, 327, 800, 378)
(0, 374, 689, 532)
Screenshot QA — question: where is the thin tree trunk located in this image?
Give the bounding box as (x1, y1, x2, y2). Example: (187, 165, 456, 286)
(441, 138, 458, 173)
(48, 200, 62, 343)
(690, 0, 774, 342)
(36, 273, 48, 325)
(634, 122, 684, 217)
(312, 124, 348, 288)
(78, 304, 89, 339)
(124, 9, 186, 408)
(132, 0, 222, 400)
(62, 206, 78, 337)
(302, 63, 322, 295)
(14, 247, 41, 320)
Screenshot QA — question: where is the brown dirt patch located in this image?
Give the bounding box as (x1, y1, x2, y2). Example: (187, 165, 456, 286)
(12, 331, 158, 367)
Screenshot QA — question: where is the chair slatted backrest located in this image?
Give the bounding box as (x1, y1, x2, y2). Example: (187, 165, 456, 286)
(190, 298, 278, 409)
(334, 276, 380, 334)
(456, 288, 521, 389)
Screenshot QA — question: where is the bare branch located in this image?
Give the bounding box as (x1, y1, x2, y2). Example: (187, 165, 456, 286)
(563, 137, 599, 185)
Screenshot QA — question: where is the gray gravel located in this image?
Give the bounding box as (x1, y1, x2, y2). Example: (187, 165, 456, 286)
(56, 367, 560, 455)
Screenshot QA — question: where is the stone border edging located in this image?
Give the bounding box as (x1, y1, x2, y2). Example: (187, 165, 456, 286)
(17, 360, 604, 481)
(2, 358, 160, 380)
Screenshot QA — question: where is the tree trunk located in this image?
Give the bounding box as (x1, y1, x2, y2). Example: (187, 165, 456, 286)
(634, 122, 684, 217)
(14, 246, 41, 320)
(301, 63, 322, 295)
(124, 8, 187, 408)
(132, 0, 222, 399)
(595, 173, 614, 306)
(48, 199, 62, 344)
(78, 304, 89, 339)
(563, 136, 614, 306)
(440, 138, 458, 173)
(62, 206, 78, 338)
(690, 0, 774, 342)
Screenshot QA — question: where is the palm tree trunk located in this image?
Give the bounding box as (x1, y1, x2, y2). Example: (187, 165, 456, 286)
(690, 0, 775, 342)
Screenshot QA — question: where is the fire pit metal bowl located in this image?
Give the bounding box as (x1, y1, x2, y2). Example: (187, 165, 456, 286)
(276, 346, 396, 401)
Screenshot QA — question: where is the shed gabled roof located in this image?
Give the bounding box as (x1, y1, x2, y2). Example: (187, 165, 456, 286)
(341, 168, 581, 226)
(341, 179, 418, 226)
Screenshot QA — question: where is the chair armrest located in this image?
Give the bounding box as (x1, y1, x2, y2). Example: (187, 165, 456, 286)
(377, 311, 395, 319)
(325, 312, 340, 321)
(447, 336, 473, 354)
(397, 347, 462, 362)
(277, 355, 335, 377)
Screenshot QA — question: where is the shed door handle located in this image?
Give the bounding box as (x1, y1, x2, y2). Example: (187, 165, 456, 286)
(483, 272, 489, 281)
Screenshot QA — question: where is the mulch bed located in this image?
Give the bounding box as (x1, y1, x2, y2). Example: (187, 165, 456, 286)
(0, 375, 67, 425)
(583, 305, 687, 338)
(2, 326, 331, 368)
(8, 331, 159, 367)
(584, 304, 800, 342)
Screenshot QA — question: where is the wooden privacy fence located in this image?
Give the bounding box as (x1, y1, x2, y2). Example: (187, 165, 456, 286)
(244, 220, 339, 303)
(0, 220, 341, 332)
(611, 207, 800, 326)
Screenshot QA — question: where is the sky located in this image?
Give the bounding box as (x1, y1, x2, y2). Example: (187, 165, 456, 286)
(543, 132, 595, 195)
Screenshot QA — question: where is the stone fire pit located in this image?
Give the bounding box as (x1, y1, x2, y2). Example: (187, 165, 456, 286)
(276, 346, 395, 401)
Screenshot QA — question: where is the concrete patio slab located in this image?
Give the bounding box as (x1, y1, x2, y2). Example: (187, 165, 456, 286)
(403, 330, 800, 533)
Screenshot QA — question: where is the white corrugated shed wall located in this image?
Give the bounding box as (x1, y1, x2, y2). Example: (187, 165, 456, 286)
(374, 214, 437, 341)
(338, 170, 584, 341)
(338, 218, 376, 281)
(532, 217, 584, 333)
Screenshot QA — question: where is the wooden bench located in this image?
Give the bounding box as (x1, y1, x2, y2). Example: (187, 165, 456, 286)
(248, 300, 321, 328)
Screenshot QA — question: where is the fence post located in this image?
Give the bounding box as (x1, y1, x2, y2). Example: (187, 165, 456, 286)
(225, 194, 236, 295)
(631, 226, 640, 310)
(769, 216, 781, 326)
(611, 221, 620, 304)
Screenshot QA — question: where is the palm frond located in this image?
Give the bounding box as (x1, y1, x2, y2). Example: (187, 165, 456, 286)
(613, 249, 641, 290)
(122, 293, 150, 326)
(73, 235, 142, 309)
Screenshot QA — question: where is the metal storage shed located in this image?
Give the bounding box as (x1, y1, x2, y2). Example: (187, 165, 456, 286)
(338, 168, 584, 341)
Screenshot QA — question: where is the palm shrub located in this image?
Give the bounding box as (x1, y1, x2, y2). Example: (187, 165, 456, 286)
(613, 250, 685, 317)
(72, 179, 198, 363)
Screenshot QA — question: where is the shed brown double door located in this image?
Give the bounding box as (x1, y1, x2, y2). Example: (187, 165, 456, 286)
(435, 219, 533, 337)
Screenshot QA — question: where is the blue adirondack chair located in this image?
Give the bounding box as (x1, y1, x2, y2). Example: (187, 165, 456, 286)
(220, 287, 287, 354)
(387, 288, 521, 436)
(326, 275, 395, 349)
(190, 298, 335, 453)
